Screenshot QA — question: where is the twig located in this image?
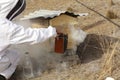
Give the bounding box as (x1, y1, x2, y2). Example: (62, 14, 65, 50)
(75, 0, 120, 29)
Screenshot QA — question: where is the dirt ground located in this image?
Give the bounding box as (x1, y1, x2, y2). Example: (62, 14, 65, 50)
(14, 0, 120, 80)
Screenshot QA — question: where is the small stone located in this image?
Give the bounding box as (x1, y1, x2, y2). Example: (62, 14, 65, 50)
(105, 77, 115, 80)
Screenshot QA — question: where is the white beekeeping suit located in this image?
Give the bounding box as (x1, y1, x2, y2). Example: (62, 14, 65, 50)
(0, 0, 57, 79)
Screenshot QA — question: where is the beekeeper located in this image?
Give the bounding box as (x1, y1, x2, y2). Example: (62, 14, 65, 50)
(0, 0, 57, 80)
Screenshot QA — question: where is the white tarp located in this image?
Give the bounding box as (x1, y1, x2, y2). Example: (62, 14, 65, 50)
(20, 10, 88, 20)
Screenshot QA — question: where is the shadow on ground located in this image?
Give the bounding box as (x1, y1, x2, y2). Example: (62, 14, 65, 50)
(76, 34, 119, 63)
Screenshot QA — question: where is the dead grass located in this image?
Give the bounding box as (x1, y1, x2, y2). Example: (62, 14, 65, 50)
(106, 10, 117, 19)
(89, 29, 119, 80)
(98, 38, 119, 80)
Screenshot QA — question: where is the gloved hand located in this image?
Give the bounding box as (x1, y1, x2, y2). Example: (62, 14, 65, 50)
(55, 26, 64, 34)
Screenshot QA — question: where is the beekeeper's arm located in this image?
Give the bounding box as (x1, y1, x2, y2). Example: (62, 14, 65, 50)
(7, 20, 57, 44)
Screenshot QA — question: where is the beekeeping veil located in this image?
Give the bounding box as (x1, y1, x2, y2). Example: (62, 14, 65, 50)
(0, 0, 26, 20)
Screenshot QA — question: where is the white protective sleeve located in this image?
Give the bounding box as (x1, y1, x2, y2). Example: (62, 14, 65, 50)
(0, 19, 57, 79)
(6, 20, 57, 44)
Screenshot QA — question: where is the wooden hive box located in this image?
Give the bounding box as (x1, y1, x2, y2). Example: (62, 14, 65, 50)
(50, 14, 78, 49)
